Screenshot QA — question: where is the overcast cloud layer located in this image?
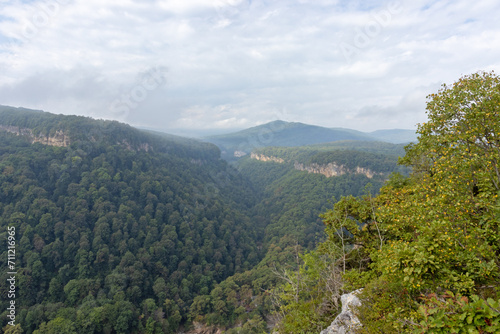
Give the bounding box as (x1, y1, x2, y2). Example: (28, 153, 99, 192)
(0, 0, 499, 133)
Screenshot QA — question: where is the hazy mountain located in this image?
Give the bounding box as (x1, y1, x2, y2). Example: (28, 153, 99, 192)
(203, 121, 416, 160)
(204, 120, 380, 160)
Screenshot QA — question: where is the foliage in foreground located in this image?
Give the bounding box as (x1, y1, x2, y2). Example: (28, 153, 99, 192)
(273, 71, 500, 333)
(270, 244, 343, 334)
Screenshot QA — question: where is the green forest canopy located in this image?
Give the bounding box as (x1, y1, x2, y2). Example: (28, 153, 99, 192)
(3, 70, 496, 334)
(272, 70, 500, 334)
(0, 106, 409, 333)
(0, 109, 263, 333)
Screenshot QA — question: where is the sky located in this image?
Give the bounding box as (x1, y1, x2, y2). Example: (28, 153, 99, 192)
(0, 0, 499, 135)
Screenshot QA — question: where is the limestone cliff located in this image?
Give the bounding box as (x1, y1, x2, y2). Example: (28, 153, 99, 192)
(250, 153, 285, 163)
(294, 162, 348, 178)
(0, 125, 70, 147)
(33, 130, 71, 147)
(251, 153, 378, 179)
(120, 139, 152, 152)
(0, 124, 154, 151)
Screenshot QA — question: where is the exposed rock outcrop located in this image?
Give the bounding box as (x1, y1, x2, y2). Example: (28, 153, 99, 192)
(251, 153, 377, 178)
(234, 150, 247, 157)
(33, 130, 70, 147)
(0, 125, 70, 147)
(139, 142, 151, 152)
(320, 289, 363, 334)
(354, 166, 376, 179)
(250, 153, 284, 163)
(1, 124, 153, 151)
(120, 139, 152, 152)
(294, 162, 348, 178)
(0, 125, 33, 137)
(294, 162, 377, 178)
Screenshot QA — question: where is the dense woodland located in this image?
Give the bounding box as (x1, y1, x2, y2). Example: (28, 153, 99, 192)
(0, 106, 406, 333)
(186, 146, 403, 331)
(3, 71, 497, 334)
(0, 109, 264, 333)
(271, 71, 500, 333)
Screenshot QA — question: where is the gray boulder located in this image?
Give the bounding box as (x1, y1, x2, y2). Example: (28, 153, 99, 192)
(320, 289, 363, 334)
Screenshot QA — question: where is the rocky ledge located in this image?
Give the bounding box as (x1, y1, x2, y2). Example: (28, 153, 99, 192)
(0, 125, 70, 147)
(251, 153, 377, 179)
(320, 289, 363, 334)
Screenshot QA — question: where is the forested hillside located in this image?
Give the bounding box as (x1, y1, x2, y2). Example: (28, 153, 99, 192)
(239, 143, 408, 248)
(185, 141, 409, 332)
(0, 92, 455, 334)
(0, 107, 263, 333)
(0, 106, 414, 333)
(272, 71, 500, 334)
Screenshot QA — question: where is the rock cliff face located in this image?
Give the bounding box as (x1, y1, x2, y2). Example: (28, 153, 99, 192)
(0, 125, 70, 147)
(33, 130, 71, 147)
(250, 153, 285, 163)
(234, 150, 247, 158)
(251, 154, 377, 179)
(0, 124, 154, 151)
(354, 166, 376, 179)
(320, 289, 363, 334)
(294, 162, 348, 178)
(0, 125, 33, 137)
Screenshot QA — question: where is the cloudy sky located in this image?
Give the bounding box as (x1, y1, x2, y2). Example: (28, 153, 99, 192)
(0, 0, 499, 134)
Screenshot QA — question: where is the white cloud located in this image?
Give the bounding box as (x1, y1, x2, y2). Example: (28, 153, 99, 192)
(0, 0, 499, 132)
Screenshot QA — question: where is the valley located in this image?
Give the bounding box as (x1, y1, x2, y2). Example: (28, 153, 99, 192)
(1, 0, 498, 331)
(3, 72, 499, 334)
(0, 106, 410, 333)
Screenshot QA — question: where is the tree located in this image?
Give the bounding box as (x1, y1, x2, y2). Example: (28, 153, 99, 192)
(33, 317, 77, 334)
(2, 324, 24, 334)
(273, 71, 500, 333)
(390, 71, 500, 293)
(358, 71, 500, 332)
(403, 70, 500, 203)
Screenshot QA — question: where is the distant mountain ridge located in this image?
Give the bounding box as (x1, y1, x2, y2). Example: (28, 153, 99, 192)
(203, 120, 416, 160)
(0, 105, 220, 160)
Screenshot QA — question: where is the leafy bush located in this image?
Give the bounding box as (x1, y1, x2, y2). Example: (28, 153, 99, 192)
(273, 71, 500, 333)
(416, 292, 500, 333)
